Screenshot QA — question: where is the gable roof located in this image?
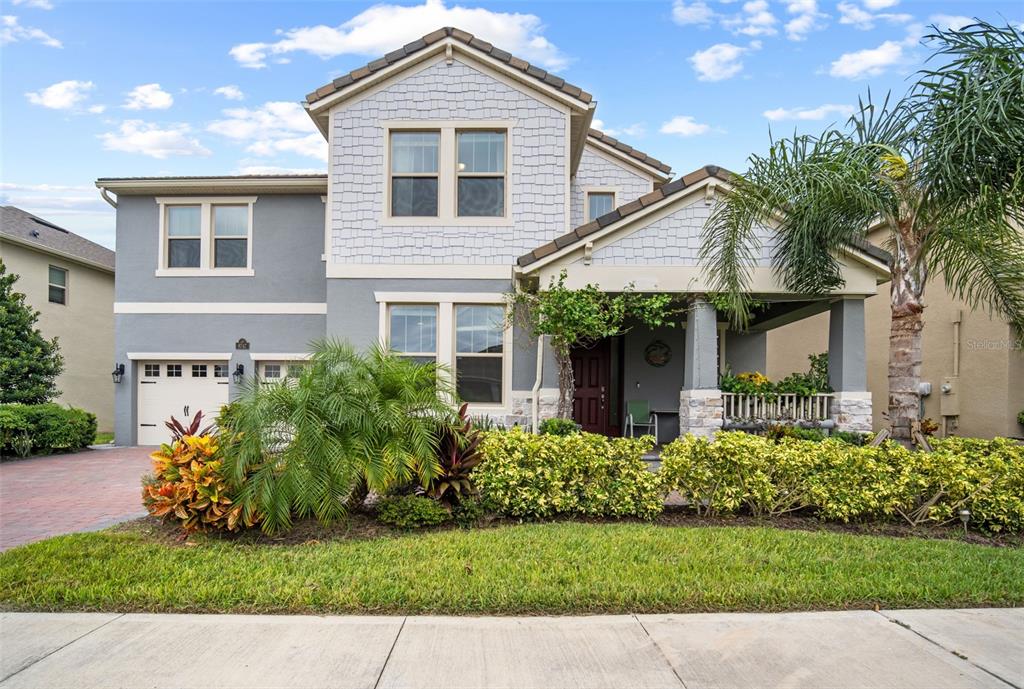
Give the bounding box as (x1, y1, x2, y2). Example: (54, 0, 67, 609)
(587, 129, 672, 177)
(305, 27, 593, 108)
(516, 165, 892, 272)
(0, 206, 115, 272)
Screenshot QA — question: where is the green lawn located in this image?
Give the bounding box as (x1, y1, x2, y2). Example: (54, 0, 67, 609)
(1, 522, 1020, 615)
(93, 432, 115, 445)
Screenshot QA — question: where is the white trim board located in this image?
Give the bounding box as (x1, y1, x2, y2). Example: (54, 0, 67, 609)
(248, 352, 313, 361)
(327, 263, 514, 279)
(127, 352, 232, 360)
(115, 302, 328, 314)
(374, 292, 506, 304)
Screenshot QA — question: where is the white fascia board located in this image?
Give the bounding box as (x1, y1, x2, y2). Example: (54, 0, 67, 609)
(115, 302, 327, 315)
(127, 352, 232, 360)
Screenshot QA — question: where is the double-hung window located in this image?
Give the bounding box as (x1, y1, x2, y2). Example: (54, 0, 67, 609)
(587, 191, 615, 222)
(456, 131, 506, 217)
(158, 198, 255, 275)
(388, 305, 437, 365)
(390, 132, 439, 217)
(48, 266, 68, 305)
(454, 305, 504, 405)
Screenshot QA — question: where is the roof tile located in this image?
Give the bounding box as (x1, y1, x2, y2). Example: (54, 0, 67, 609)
(1, 206, 115, 271)
(588, 129, 672, 175)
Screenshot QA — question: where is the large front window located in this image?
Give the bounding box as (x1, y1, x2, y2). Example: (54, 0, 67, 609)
(388, 304, 438, 365)
(457, 131, 506, 217)
(454, 305, 504, 404)
(158, 198, 255, 275)
(390, 132, 439, 217)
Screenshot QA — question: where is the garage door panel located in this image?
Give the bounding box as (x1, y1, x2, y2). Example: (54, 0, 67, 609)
(137, 360, 230, 446)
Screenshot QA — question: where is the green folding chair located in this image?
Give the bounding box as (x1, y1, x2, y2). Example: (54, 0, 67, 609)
(625, 400, 657, 439)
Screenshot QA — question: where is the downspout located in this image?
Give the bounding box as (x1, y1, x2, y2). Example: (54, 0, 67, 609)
(532, 334, 545, 433)
(951, 310, 961, 377)
(98, 187, 118, 209)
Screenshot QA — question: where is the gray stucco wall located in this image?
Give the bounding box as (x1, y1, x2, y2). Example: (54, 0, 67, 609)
(570, 146, 653, 228)
(115, 194, 326, 303)
(622, 323, 687, 439)
(590, 197, 776, 266)
(329, 57, 568, 265)
(114, 314, 326, 445)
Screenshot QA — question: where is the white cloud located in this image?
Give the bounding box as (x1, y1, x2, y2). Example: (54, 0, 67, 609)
(930, 14, 973, 31)
(784, 0, 828, 41)
(763, 103, 854, 121)
(230, 0, 568, 71)
(660, 115, 711, 137)
(0, 182, 116, 248)
(99, 120, 210, 159)
(0, 14, 61, 47)
(122, 83, 173, 110)
(672, 0, 715, 26)
(25, 80, 93, 109)
(208, 101, 327, 162)
(87, 104, 106, 114)
(829, 39, 905, 78)
(213, 85, 245, 100)
(837, 2, 912, 30)
(690, 42, 757, 82)
(863, 0, 899, 9)
(591, 119, 645, 138)
(11, 0, 55, 9)
(722, 0, 777, 37)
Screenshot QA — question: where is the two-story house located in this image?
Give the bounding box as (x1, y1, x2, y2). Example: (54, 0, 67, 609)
(99, 27, 889, 446)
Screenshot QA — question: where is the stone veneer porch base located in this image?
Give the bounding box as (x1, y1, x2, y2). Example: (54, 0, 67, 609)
(679, 388, 725, 437)
(829, 391, 873, 434)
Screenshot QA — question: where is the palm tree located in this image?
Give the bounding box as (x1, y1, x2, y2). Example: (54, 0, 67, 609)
(701, 21, 1024, 442)
(220, 340, 459, 533)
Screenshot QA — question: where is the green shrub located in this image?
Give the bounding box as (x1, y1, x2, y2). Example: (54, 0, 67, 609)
(475, 427, 663, 520)
(831, 430, 871, 446)
(0, 403, 96, 457)
(451, 496, 485, 528)
(1018, 409, 1024, 426)
(376, 495, 451, 529)
(660, 431, 1024, 533)
(539, 418, 580, 436)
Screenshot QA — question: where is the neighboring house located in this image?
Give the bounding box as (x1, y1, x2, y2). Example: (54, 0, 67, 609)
(0, 206, 116, 432)
(98, 27, 890, 446)
(768, 224, 1024, 440)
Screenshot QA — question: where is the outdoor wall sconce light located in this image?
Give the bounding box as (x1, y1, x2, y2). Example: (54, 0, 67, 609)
(232, 364, 245, 384)
(111, 363, 125, 384)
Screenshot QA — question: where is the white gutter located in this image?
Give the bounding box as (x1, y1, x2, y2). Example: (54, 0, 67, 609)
(99, 187, 117, 209)
(531, 334, 545, 433)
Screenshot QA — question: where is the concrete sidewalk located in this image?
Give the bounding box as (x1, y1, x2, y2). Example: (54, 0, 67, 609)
(0, 609, 1020, 688)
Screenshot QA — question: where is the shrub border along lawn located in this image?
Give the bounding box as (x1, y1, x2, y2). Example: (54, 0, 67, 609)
(1, 521, 1021, 615)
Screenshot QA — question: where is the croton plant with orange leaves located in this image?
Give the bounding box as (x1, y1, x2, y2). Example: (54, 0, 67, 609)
(142, 417, 259, 533)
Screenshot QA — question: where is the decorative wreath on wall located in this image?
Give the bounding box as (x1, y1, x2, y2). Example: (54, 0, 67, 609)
(644, 340, 672, 367)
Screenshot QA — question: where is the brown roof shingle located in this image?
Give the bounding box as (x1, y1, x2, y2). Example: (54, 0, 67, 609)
(0, 206, 115, 271)
(305, 26, 593, 106)
(587, 129, 672, 175)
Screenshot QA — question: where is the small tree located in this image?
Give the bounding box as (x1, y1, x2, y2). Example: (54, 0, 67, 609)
(508, 271, 679, 418)
(0, 260, 63, 404)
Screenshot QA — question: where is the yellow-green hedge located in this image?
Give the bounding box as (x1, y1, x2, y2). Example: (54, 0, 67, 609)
(475, 427, 663, 520)
(660, 432, 1024, 533)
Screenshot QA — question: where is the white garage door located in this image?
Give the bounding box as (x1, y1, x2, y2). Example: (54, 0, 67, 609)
(137, 361, 230, 446)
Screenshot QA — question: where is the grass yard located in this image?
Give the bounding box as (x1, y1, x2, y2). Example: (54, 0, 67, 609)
(93, 432, 115, 445)
(1, 522, 1021, 615)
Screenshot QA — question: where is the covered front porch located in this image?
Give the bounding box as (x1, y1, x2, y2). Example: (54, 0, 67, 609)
(568, 295, 873, 442)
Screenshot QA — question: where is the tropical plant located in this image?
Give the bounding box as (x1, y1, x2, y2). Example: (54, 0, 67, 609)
(507, 270, 680, 418)
(538, 417, 580, 436)
(219, 340, 459, 534)
(0, 261, 64, 404)
(165, 410, 215, 442)
(376, 495, 451, 529)
(143, 432, 257, 533)
(700, 21, 1024, 443)
(426, 402, 483, 505)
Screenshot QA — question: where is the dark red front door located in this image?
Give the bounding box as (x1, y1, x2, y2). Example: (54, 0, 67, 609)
(571, 340, 610, 435)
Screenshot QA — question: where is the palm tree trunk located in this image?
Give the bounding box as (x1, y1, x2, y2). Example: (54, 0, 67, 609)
(555, 348, 575, 419)
(888, 229, 926, 444)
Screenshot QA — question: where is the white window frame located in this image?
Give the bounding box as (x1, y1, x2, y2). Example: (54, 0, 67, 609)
(387, 130, 441, 220)
(583, 187, 618, 222)
(455, 129, 508, 220)
(385, 303, 439, 364)
(381, 121, 514, 227)
(47, 265, 68, 305)
(155, 197, 256, 277)
(375, 292, 513, 412)
(452, 303, 508, 408)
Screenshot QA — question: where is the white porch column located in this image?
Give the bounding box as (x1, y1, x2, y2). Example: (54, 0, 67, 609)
(828, 298, 873, 433)
(679, 298, 724, 437)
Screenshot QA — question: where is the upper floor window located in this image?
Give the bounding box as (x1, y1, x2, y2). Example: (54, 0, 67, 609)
(390, 132, 439, 217)
(457, 131, 506, 217)
(47, 265, 67, 305)
(587, 191, 615, 222)
(157, 197, 256, 276)
(384, 123, 512, 225)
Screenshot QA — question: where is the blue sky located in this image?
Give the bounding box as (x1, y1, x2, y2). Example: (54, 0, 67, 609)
(2, 0, 1019, 248)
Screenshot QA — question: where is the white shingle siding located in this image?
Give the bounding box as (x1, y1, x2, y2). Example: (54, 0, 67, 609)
(329, 58, 567, 264)
(570, 147, 653, 228)
(590, 198, 776, 265)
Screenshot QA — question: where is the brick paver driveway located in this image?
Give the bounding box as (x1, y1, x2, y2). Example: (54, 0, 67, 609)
(0, 447, 153, 551)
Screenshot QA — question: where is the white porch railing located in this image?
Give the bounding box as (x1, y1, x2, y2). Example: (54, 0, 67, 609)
(722, 392, 833, 425)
